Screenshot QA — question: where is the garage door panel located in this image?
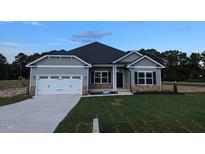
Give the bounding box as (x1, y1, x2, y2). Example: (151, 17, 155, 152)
(37, 75, 82, 94)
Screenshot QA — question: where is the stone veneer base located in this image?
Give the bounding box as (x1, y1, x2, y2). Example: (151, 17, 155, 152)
(131, 85, 161, 93)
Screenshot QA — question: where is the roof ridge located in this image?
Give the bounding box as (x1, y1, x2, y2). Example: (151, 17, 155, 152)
(68, 42, 125, 54)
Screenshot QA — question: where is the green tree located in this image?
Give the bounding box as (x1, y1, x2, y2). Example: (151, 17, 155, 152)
(27, 53, 41, 63)
(13, 53, 29, 78)
(0, 53, 7, 79)
(0, 53, 7, 64)
(188, 53, 202, 79)
(201, 51, 205, 66)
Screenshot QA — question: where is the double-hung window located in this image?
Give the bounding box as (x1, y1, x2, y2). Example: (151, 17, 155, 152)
(138, 71, 153, 85)
(94, 71, 108, 84)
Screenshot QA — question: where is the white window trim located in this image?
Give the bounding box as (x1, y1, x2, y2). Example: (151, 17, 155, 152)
(138, 71, 153, 85)
(94, 71, 109, 84)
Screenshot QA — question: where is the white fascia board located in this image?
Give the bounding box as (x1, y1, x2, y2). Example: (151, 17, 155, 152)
(26, 54, 92, 67)
(143, 55, 165, 68)
(92, 64, 125, 67)
(36, 65, 91, 68)
(26, 55, 47, 67)
(127, 66, 163, 69)
(112, 51, 143, 63)
(127, 55, 165, 68)
(72, 55, 92, 67)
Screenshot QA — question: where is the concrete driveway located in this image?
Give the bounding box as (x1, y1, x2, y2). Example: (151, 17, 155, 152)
(0, 94, 81, 133)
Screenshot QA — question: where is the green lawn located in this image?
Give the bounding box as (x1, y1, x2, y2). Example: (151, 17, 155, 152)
(0, 80, 29, 89)
(55, 93, 205, 133)
(0, 94, 32, 107)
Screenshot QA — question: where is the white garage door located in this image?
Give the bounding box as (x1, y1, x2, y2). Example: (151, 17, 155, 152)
(36, 75, 82, 94)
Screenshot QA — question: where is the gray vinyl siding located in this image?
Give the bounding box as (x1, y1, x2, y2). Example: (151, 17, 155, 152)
(30, 67, 88, 86)
(123, 69, 131, 88)
(119, 53, 141, 63)
(129, 68, 161, 85)
(132, 58, 159, 67)
(33, 57, 85, 66)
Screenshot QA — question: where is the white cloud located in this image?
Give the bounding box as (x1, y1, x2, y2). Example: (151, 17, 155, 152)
(0, 41, 22, 47)
(0, 41, 40, 47)
(47, 42, 63, 46)
(0, 47, 35, 63)
(22, 21, 42, 26)
(0, 41, 41, 63)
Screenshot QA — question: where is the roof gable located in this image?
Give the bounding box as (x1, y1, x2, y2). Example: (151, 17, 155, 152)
(67, 42, 126, 64)
(26, 55, 92, 67)
(113, 51, 143, 63)
(127, 55, 165, 68)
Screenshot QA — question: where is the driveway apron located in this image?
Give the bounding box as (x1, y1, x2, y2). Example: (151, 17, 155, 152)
(0, 94, 81, 133)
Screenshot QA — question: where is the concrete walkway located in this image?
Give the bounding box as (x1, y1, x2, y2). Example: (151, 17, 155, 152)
(0, 94, 81, 133)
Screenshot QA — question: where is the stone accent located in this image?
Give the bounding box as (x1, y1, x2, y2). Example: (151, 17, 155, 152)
(89, 83, 113, 89)
(30, 86, 36, 96)
(131, 85, 161, 93)
(82, 85, 88, 95)
(0, 87, 28, 98)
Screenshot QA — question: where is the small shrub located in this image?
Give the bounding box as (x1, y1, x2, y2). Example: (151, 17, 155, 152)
(173, 84, 178, 93)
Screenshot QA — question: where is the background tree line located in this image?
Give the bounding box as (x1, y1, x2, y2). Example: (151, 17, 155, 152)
(0, 49, 205, 81)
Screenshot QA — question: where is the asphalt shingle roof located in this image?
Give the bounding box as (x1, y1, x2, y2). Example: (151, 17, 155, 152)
(67, 42, 126, 64)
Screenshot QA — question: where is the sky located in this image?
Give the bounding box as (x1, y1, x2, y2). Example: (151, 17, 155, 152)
(0, 21, 205, 63)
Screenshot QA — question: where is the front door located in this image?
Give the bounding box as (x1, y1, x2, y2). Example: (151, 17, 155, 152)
(117, 72, 123, 88)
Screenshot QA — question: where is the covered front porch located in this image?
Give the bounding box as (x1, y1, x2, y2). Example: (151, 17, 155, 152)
(88, 65, 130, 94)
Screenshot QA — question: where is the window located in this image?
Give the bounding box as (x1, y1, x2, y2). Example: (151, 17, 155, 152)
(138, 72, 145, 84)
(50, 76, 59, 79)
(94, 71, 108, 83)
(138, 72, 153, 85)
(72, 76, 81, 79)
(39, 76, 48, 79)
(146, 72, 152, 84)
(61, 76, 70, 79)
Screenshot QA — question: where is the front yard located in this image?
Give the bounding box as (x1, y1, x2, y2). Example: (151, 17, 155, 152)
(55, 93, 205, 133)
(0, 80, 28, 89)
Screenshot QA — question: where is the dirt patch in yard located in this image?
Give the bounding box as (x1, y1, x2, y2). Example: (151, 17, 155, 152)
(163, 85, 205, 93)
(111, 98, 124, 106)
(0, 87, 28, 98)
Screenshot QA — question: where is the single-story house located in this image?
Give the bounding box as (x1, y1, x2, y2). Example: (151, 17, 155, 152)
(26, 42, 165, 95)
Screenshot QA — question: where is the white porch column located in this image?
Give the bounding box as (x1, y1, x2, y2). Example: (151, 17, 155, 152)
(112, 65, 117, 91)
